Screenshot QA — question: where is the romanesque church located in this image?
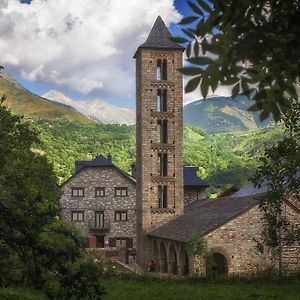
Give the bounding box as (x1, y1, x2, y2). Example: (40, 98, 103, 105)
(60, 17, 299, 276)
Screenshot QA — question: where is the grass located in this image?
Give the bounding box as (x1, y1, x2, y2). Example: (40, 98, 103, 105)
(0, 287, 46, 300)
(2, 277, 299, 300)
(102, 278, 300, 300)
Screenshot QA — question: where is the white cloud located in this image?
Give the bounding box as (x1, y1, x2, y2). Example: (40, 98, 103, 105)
(0, 0, 181, 99)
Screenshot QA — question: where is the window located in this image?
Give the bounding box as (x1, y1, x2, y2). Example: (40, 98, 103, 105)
(95, 211, 104, 228)
(115, 211, 128, 221)
(116, 239, 126, 247)
(157, 90, 162, 112)
(156, 59, 167, 80)
(156, 59, 162, 80)
(71, 211, 84, 221)
(115, 187, 128, 197)
(157, 120, 168, 144)
(157, 153, 168, 176)
(158, 186, 168, 208)
(162, 89, 167, 111)
(72, 187, 84, 197)
(95, 187, 105, 197)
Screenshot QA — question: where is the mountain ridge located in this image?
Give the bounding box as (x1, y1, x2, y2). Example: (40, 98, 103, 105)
(42, 90, 136, 125)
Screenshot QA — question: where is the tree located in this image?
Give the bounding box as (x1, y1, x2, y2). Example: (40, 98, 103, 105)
(175, 0, 300, 275)
(0, 100, 104, 298)
(174, 0, 300, 121)
(253, 98, 300, 275)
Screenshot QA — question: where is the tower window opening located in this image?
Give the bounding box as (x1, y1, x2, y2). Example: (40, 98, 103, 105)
(162, 59, 167, 80)
(162, 89, 167, 111)
(157, 90, 162, 112)
(158, 185, 168, 208)
(156, 59, 167, 80)
(157, 153, 168, 176)
(157, 120, 168, 143)
(162, 120, 168, 143)
(156, 59, 162, 80)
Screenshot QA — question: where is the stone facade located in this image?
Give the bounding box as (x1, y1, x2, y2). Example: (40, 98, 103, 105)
(60, 166, 136, 249)
(184, 188, 206, 205)
(193, 203, 300, 275)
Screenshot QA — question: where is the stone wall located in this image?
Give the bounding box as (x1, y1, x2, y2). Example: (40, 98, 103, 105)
(184, 188, 206, 205)
(60, 166, 136, 248)
(135, 47, 184, 268)
(193, 203, 299, 275)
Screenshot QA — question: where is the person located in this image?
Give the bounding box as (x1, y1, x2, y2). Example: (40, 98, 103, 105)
(148, 260, 155, 272)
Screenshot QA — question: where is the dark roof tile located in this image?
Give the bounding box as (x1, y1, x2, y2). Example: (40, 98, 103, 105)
(184, 166, 209, 187)
(147, 196, 256, 242)
(134, 16, 184, 57)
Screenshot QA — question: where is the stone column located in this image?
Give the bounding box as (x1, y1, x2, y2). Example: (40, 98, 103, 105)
(167, 261, 174, 274)
(177, 264, 185, 275)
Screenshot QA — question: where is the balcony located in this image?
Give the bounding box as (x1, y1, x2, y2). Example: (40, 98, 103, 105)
(88, 220, 110, 232)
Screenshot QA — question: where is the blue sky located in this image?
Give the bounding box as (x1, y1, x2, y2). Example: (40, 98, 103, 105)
(2, 0, 208, 107)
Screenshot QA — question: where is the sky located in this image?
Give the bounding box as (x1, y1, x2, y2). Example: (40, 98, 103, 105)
(0, 0, 230, 107)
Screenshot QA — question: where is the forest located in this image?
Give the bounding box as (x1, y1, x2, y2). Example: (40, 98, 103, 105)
(33, 119, 284, 195)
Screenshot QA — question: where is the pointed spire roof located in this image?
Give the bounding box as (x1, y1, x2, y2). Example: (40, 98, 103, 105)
(134, 16, 184, 58)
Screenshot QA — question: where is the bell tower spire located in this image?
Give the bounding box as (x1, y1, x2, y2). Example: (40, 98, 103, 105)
(134, 16, 185, 268)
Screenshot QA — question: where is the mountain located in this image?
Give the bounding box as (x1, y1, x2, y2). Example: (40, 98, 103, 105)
(0, 72, 93, 124)
(183, 96, 273, 134)
(43, 90, 135, 125)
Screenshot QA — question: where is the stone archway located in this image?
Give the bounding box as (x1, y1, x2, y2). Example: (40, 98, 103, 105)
(168, 243, 178, 275)
(159, 241, 168, 273)
(178, 247, 189, 275)
(152, 239, 159, 272)
(211, 252, 228, 275)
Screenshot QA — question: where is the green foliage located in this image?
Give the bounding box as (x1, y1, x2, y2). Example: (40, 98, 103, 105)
(253, 99, 300, 274)
(186, 234, 208, 256)
(175, 0, 300, 121)
(32, 118, 284, 194)
(0, 102, 104, 299)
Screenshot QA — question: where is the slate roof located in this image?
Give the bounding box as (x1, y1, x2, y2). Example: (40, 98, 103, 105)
(231, 169, 300, 198)
(184, 166, 209, 188)
(147, 196, 257, 242)
(60, 155, 136, 187)
(134, 16, 184, 58)
(75, 155, 113, 173)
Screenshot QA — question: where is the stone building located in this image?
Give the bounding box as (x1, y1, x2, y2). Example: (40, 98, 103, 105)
(134, 15, 185, 267)
(60, 155, 136, 249)
(133, 16, 299, 275)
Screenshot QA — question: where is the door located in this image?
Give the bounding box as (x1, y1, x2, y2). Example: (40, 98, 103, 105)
(95, 211, 104, 228)
(96, 236, 104, 248)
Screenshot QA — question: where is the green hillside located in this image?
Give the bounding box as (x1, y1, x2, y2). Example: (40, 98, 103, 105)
(34, 119, 283, 193)
(0, 75, 93, 124)
(0, 75, 284, 192)
(184, 96, 273, 134)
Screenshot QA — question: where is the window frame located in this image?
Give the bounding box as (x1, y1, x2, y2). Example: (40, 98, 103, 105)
(71, 211, 84, 222)
(115, 211, 128, 222)
(71, 187, 85, 197)
(95, 187, 105, 197)
(114, 187, 128, 197)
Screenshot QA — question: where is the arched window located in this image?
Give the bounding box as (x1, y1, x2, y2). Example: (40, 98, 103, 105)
(162, 120, 168, 143)
(156, 59, 167, 80)
(156, 59, 162, 80)
(157, 153, 168, 176)
(157, 90, 162, 112)
(158, 185, 168, 208)
(162, 59, 167, 80)
(162, 89, 167, 111)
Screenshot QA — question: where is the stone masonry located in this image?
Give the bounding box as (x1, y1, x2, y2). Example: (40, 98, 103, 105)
(60, 165, 136, 249)
(134, 17, 185, 268)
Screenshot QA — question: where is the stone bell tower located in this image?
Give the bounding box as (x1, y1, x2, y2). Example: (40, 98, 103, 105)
(134, 16, 185, 267)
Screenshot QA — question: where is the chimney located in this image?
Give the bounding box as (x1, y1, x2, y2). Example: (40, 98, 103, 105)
(131, 163, 136, 178)
(107, 153, 112, 162)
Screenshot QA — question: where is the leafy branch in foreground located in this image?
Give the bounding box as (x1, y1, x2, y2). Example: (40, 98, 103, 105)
(174, 0, 300, 121)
